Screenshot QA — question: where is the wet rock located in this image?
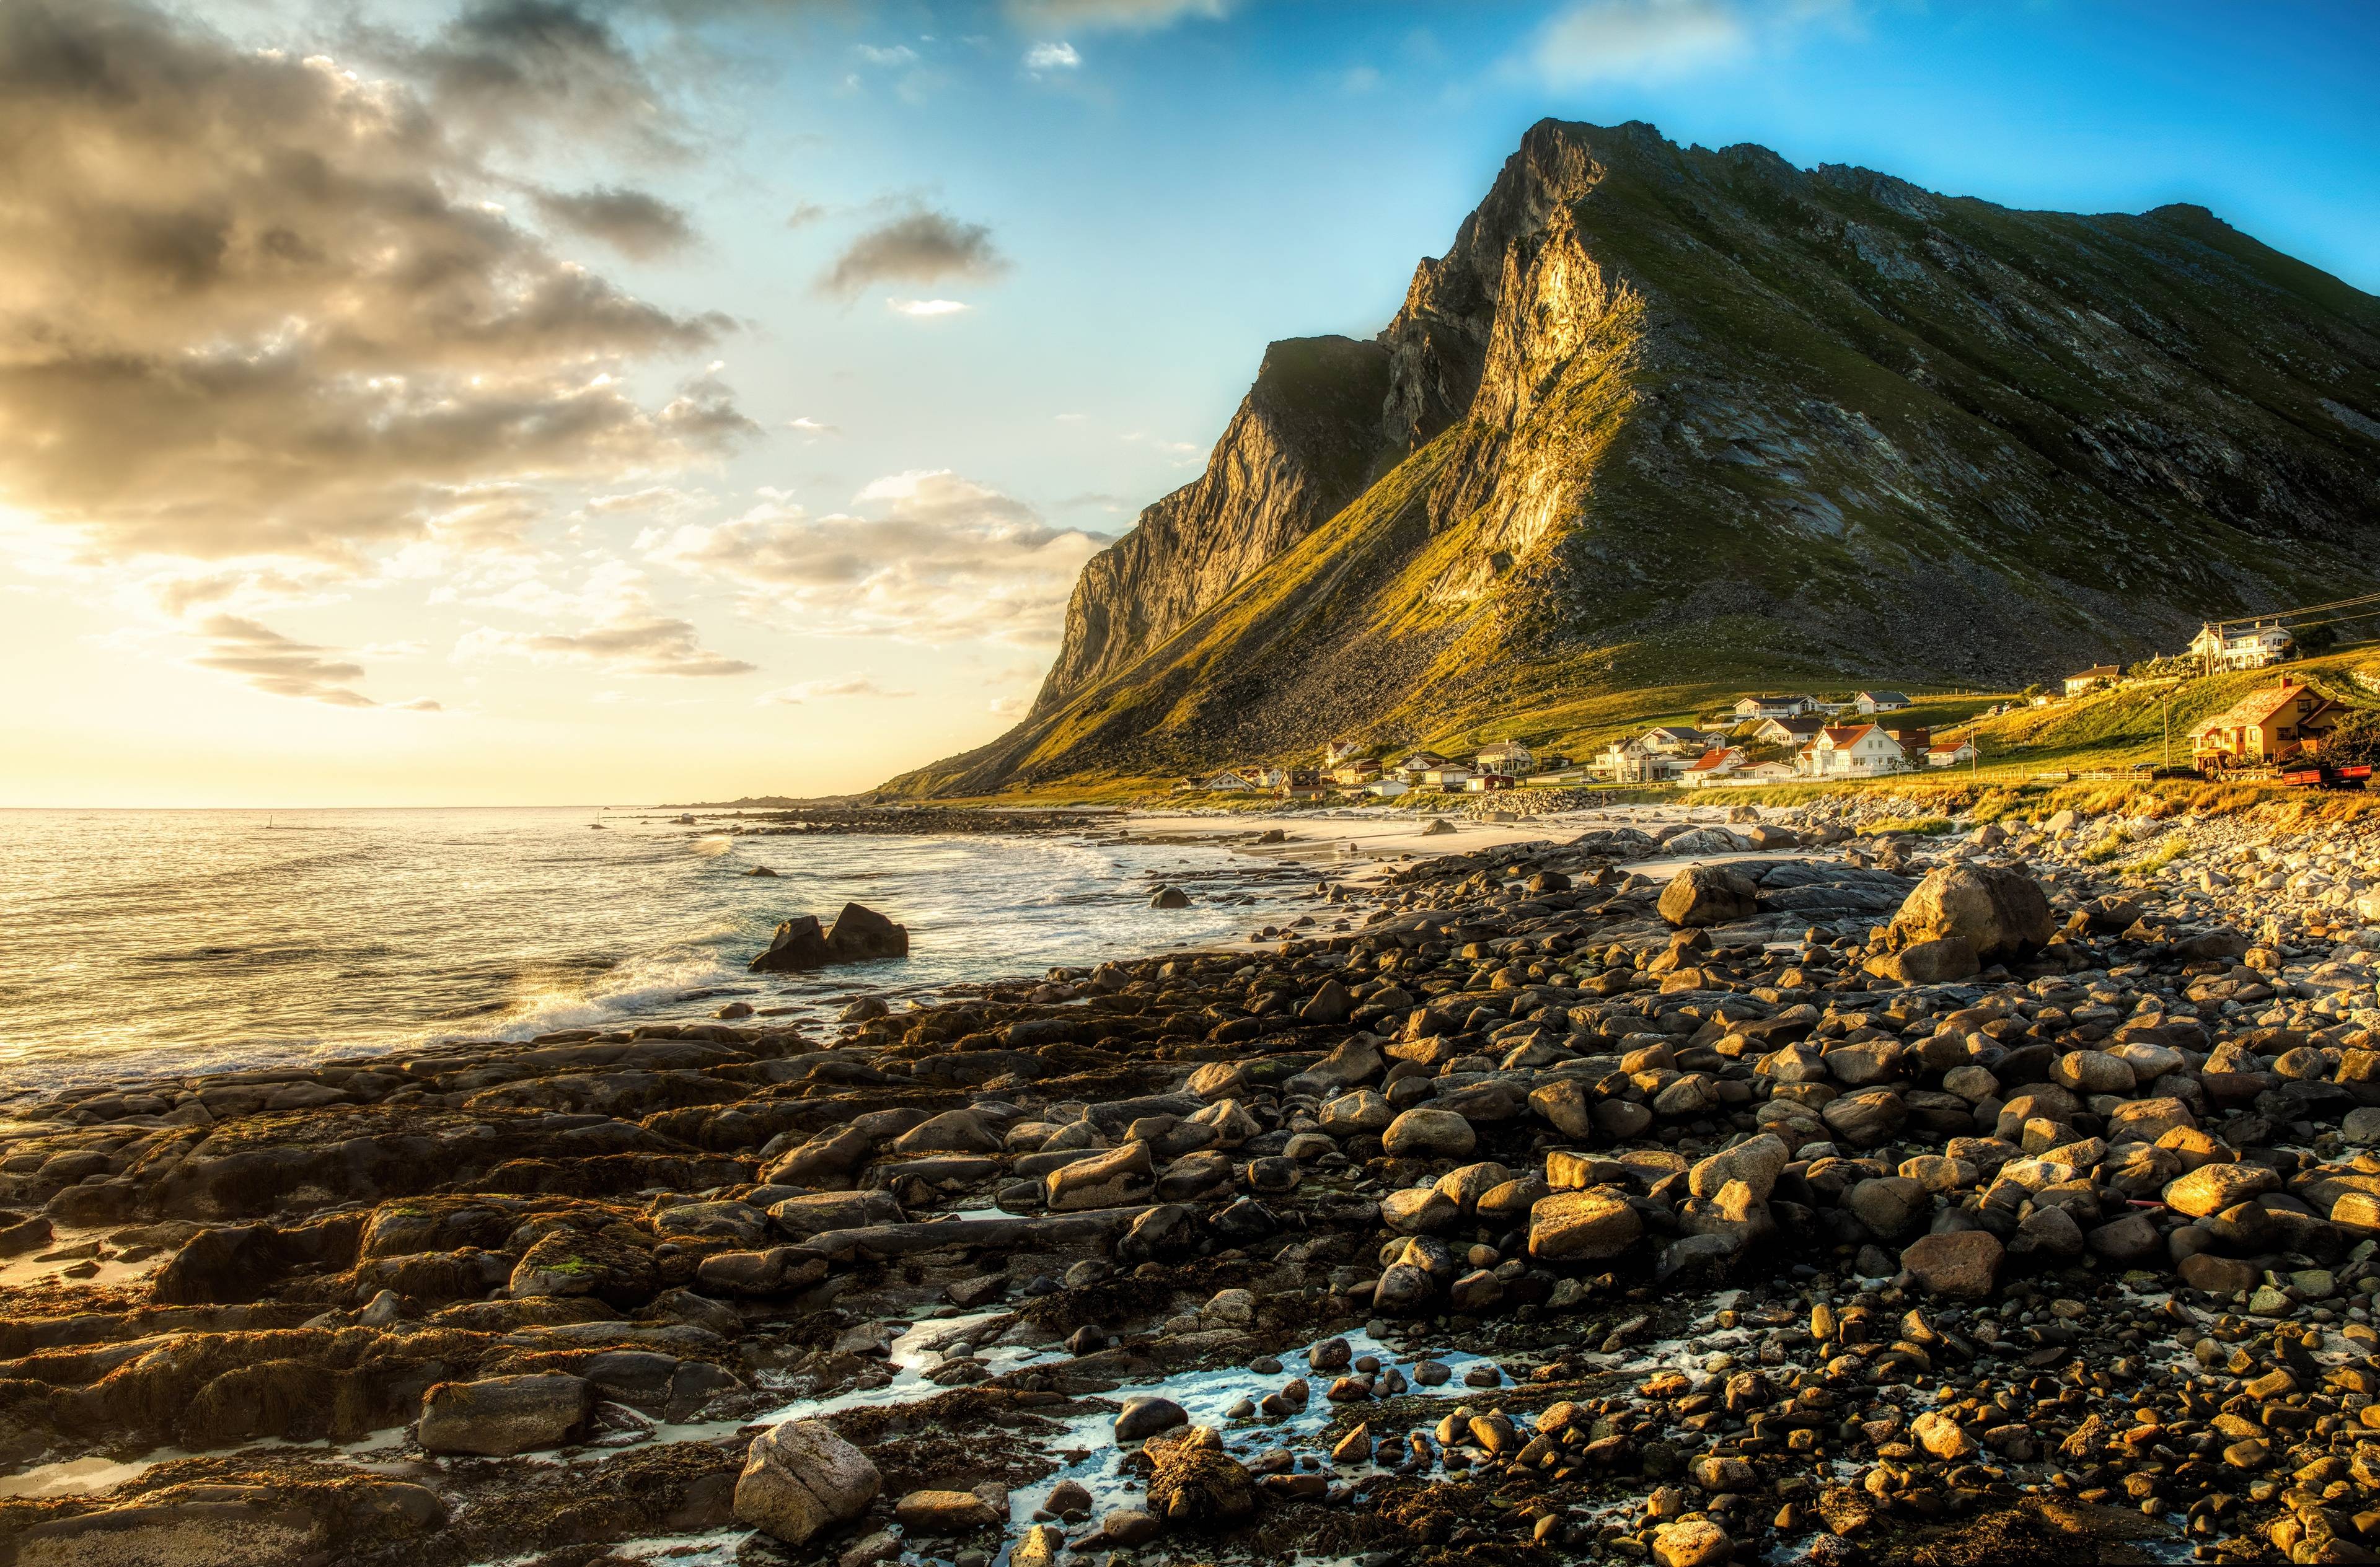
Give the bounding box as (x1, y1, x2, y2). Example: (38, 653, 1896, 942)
(733, 1418, 883, 1545)
(1115, 1395, 1189, 1442)
(1150, 887, 1191, 909)
(1147, 1424, 1257, 1524)
(768, 1190, 903, 1239)
(894, 1490, 1002, 1532)
(416, 1372, 593, 1455)
(5, 1495, 325, 1567)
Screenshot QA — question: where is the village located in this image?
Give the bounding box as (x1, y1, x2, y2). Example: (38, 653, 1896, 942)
(1183, 617, 2375, 802)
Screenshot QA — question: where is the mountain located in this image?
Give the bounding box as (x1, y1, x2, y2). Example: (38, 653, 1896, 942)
(889, 118, 2380, 796)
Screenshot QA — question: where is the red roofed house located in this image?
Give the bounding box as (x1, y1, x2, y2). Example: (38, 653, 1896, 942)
(2192, 681, 2341, 768)
(1800, 723, 1911, 778)
(1679, 747, 1747, 788)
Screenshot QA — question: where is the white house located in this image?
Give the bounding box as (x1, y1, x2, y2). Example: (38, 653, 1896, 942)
(1395, 750, 1449, 779)
(1639, 726, 1711, 755)
(1360, 778, 1410, 799)
(1247, 766, 1289, 789)
(1750, 714, 1825, 747)
(2063, 665, 2121, 697)
(2188, 621, 2294, 671)
(1734, 695, 1817, 720)
(1201, 770, 1256, 791)
(1801, 723, 1910, 777)
(1420, 765, 1476, 791)
(1853, 690, 1912, 714)
(1474, 740, 1534, 776)
(1597, 738, 1657, 783)
(1323, 739, 1364, 765)
(1926, 739, 1978, 768)
(1679, 747, 1747, 788)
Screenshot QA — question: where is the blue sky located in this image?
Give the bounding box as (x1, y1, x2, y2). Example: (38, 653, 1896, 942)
(1, 0, 2373, 805)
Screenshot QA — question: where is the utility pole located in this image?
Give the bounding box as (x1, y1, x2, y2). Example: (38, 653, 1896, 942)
(2162, 687, 2172, 772)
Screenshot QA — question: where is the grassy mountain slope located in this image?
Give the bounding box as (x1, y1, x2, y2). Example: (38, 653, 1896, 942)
(887, 120, 2380, 797)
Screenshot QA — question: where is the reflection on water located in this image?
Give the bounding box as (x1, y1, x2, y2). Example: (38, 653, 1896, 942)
(0, 807, 1264, 1087)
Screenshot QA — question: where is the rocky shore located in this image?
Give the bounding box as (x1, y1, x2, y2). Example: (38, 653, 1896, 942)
(2, 795, 2378, 1567)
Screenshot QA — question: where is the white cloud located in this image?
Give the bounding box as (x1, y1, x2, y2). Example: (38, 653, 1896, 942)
(454, 565, 753, 677)
(760, 676, 915, 704)
(787, 416, 841, 436)
(1053, 412, 1087, 423)
(1339, 64, 1382, 93)
(987, 694, 1029, 717)
(1527, 0, 1846, 84)
(855, 43, 920, 66)
(1023, 40, 1082, 69)
(648, 470, 1109, 646)
(889, 297, 971, 317)
(1005, 0, 1229, 32)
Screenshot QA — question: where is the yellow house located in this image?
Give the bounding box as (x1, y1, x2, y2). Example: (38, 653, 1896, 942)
(2191, 680, 2340, 767)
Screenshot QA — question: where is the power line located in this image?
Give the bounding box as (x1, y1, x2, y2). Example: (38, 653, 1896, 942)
(2204, 588, 2380, 632)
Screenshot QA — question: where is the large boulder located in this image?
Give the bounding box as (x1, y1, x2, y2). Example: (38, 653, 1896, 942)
(1659, 864, 1760, 929)
(1528, 1188, 1644, 1262)
(734, 1418, 882, 1545)
(750, 903, 909, 972)
(417, 1373, 592, 1455)
(1888, 865, 2053, 965)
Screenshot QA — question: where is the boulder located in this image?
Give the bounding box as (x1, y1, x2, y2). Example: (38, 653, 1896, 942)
(1115, 1395, 1189, 1442)
(750, 903, 909, 972)
(417, 1373, 592, 1456)
(1899, 1231, 2003, 1297)
(1046, 1143, 1154, 1211)
(894, 1490, 1002, 1532)
(1659, 864, 1760, 929)
(1145, 1425, 1257, 1524)
(1150, 887, 1191, 909)
(1865, 936, 1978, 986)
(734, 1418, 882, 1545)
(1380, 1107, 1476, 1159)
(2163, 1162, 2280, 1218)
(1652, 1517, 1734, 1567)
(1889, 865, 2053, 963)
(1528, 1187, 1644, 1262)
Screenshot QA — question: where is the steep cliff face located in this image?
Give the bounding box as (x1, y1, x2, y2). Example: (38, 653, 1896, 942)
(1033, 335, 1393, 710)
(889, 119, 2380, 796)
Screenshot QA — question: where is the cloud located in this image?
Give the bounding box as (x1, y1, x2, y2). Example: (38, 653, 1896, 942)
(458, 612, 754, 676)
(1003, 0, 1230, 32)
(987, 693, 1029, 716)
(0, 0, 754, 570)
(854, 43, 919, 66)
(188, 615, 377, 707)
(377, 0, 684, 154)
(785, 201, 829, 228)
(534, 186, 696, 258)
(819, 206, 1005, 297)
(1023, 40, 1082, 70)
(888, 297, 970, 317)
(759, 676, 914, 704)
(1526, 0, 1847, 84)
(453, 556, 754, 676)
(649, 470, 1108, 645)
(1338, 64, 1382, 93)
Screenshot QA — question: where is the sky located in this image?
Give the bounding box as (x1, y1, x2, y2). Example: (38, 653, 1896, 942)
(2, 0, 2375, 808)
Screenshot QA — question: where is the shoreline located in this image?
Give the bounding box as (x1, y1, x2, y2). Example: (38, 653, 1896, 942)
(0, 796, 2374, 1565)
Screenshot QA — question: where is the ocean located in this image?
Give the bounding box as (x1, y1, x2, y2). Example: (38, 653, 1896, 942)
(0, 807, 1272, 1089)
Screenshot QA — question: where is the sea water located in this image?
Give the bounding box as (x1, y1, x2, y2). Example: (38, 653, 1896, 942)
(0, 807, 1269, 1087)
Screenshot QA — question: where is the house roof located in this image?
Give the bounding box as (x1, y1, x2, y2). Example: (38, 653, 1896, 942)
(2069, 665, 2121, 680)
(1928, 740, 1973, 753)
(1686, 748, 1740, 773)
(1768, 715, 1824, 735)
(1857, 690, 1911, 704)
(1476, 739, 1530, 755)
(2193, 680, 2329, 736)
(1644, 726, 1703, 741)
(1820, 724, 1879, 746)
